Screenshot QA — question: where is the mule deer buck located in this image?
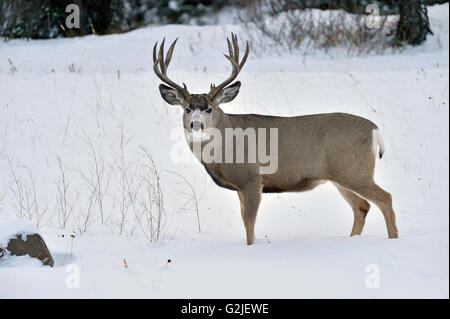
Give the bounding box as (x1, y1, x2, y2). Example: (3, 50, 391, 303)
(153, 33, 398, 245)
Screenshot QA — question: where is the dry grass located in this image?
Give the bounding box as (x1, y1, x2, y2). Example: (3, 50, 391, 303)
(111, 126, 141, 236)
(239, 0, 398, 56)
(74, 128, 168, 241)
(167, 170, 206, 233)
(56, 156, 78, 229)
(79, 131, 112, 224)
(74, 188, 97, 234)
(2, 126, 198, 243)
(135, 146, 166, 242)
(6, 155, 51, 229)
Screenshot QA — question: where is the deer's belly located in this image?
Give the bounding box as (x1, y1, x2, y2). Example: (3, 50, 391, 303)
(262, 178, 326, 193)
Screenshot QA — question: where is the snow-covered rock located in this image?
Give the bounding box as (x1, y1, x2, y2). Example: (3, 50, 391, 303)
(0, 220, 54, 267)
(0, 220, 38, 247)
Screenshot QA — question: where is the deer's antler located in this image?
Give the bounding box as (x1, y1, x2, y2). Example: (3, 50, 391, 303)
(208, 33, 249, 98)
(153, 38, 190, 99)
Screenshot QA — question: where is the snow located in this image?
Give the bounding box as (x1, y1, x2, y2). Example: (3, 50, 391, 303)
(0, 4, 448, 298)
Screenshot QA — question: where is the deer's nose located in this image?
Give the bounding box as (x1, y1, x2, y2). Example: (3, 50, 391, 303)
(190, 121, 204, 132)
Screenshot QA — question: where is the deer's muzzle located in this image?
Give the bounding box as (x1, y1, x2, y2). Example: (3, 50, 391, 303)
(190, 121, 204, 132)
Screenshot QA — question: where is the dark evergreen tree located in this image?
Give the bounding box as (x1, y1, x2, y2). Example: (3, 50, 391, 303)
(0, 0, 125, 39)
(394, 0, 433, 46)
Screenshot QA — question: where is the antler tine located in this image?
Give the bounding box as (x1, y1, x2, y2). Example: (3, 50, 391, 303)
(158, 38, 166, 74)
(240, 40, 249, 68)
(223, 53, 238, 68)
(227, 37, 233, 58)
(152, 41, 159, 64)
(165, 38, 178, 70)
(152, 38, 189, 98)
(208, 33, 250, 98)
(232, 33, 239, 62)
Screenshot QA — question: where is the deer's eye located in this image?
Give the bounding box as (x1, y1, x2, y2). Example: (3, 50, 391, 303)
(206, 108, 212, 114)
(185, 108, 191, 113)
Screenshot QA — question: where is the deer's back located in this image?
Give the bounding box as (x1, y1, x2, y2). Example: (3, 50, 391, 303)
(222, 112, 379, 192)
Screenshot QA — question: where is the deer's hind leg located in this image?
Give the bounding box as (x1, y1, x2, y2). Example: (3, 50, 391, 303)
(340, 181, 398, 239)
(334, 183, 371, 236)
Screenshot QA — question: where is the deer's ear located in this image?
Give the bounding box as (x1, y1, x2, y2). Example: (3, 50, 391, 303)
(159, 84, 185, 105)
(216, 81, 241, 104)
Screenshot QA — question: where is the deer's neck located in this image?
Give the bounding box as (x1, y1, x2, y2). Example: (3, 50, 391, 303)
(184, 108, 234, 166)
(214, 107, 240, 130)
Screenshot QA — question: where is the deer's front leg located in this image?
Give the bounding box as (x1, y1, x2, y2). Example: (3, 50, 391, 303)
(238, 186, 262, 245)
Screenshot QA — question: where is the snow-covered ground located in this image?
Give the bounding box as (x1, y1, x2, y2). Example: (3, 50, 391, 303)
(0, 4, 448, 298)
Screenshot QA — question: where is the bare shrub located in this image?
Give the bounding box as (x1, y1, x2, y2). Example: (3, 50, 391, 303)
(55, 156, 79, 229)
(79, 132, 112, 224)
(110, 127, 142, 236)
(167, 171, 206, 233)
(0, 186, 7, 212)
(74, 189, 97, 235)
(6, 156, 50, 229)
(0, 188, 6, 203)
(76, 128, 167, 241)
(239, 0, 398, 56)
(135, 146, 166, 242)
(6, 156, 28, 220)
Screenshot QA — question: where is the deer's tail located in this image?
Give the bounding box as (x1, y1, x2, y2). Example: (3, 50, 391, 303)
(373, 129, 385, 159)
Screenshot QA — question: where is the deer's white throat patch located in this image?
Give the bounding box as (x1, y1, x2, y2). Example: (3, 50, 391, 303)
(184, 127, 214, 142)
